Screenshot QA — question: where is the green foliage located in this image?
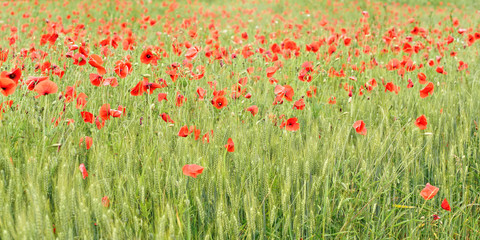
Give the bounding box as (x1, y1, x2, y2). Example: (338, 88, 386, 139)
(0, 0, 480, 239)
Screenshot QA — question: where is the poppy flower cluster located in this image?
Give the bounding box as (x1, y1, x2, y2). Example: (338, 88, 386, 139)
(420, 183, 451, 212)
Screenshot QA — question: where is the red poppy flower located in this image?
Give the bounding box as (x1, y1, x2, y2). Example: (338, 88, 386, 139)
(417, 72, 427, 84)
(76, 93, 88, 109)
(415, 115, 427, 130)
(130, 80, 145, 96)
(73, 53, 87, 66)
(34, 80, 58, 98)
(293, 98, 305, 110)
(386, 58, 400, 70)
(114, 59, 133, 78)
(266, 66, 277, 78)
(420, 183, 439, 200)
(103, 77, 118, 87)
(353, 120, 367, 135)
(102, 196, 110, 207)
(274, 84, 294, 102)
(306, 86, 317, 97)
(160, 113, 175, 123)
(0, 77, 17, 96)
(185, 46, 200, 61)
(81, 111, 94, 124)
(211, 95, 228, 109)
(25, 76, 48, 91)
(176, 92, 187, 107)
(99, 103, 111, 121)
(79, 163, 88, 179)
(140, 48, 158, 65)
(95, 116, 105, 130)
(407, 79, 414, 88)
(193, 127, 201, 140)
(0, 67, 21, 84)
(0, 100, 13, 118)
(142, 78, 164, 94)
(328, 96, 336, 104)
(90, 73, 103, 87)
(436, 66, 446, 75)
(182, 164, 204, 178)
(0, 49, 8, 62)
(178, 125, 191, 137)
(79, 136, 93, 150)
(202, 133, 210, 143)
(158, 93, 168, 102)
(441, 198, 451, 211)
(246, 105, 259, 116)
(63, 86, 77, 103)
(197, 87, 206, 100)
(109, 109, 122, 118)
(88, 54, 106, 75)
(384, 82, 399, 94)
(420, 82, 434, 98)
(225, 138, 235, 152)
(286, 117, 300, 131)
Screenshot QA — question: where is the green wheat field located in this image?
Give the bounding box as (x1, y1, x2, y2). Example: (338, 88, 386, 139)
(0, 0, 480, 239)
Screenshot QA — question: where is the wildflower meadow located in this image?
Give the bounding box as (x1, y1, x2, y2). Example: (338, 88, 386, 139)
(0, 0, 480, 238)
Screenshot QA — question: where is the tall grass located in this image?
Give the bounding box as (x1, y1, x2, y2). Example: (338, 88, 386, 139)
(0, 0, 479, 239)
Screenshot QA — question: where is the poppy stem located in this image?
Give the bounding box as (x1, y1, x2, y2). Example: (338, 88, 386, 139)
(41, 96, 49, 160)
(223, 148, 228, 168)
(147, 93, 153, 136)
(43, 95, 49, 132)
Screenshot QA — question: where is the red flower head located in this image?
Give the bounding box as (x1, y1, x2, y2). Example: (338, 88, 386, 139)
(420, 183, 439, 200)
(182, 164, 204, 178)
(79, 163, 88, 179)
(225, 138, 235, 152)
(34, 80, 58, 98)
(197, 87, 206, 100)
(0, 77, 17, 97)
(114, 59, 133, 78)
(102, 196, 110, 207)
(95, 116, 105, 130)
(176, 92, 187, 107)
(441, 198, 451, 211)
(420, 82, 434, 98)
(293, 98, 305, 110)
(88, 54, 106, 75)
(89, 74, 103, 87)
(286, 117, 300, 131)
(158, 93, 168, 102)
(140, 48, 158, 65)
(415, 115, 427, 130)
(0, 67, 21, 84)
(130, 80, 145, 96)
(160, 113, 175, 124)
(79, 136, 93, 150)
(211, 95, 228, 109)
(99, 104, 111, 121)
(353, 120, 367, 135)
(417, 72, 427, 84)
(81, 111, 94, 124)
(185, 46, 200, 61)
(274, 84, 294, 102)
(25, 76, 48, 91)
(178, 125, 191, 137)
(76, 93, 88, 109)
(246, 105, 259, 116)
(384, 82, 400, 94)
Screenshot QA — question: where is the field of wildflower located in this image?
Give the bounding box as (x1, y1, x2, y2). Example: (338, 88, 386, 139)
(0, 0, 480, 238)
